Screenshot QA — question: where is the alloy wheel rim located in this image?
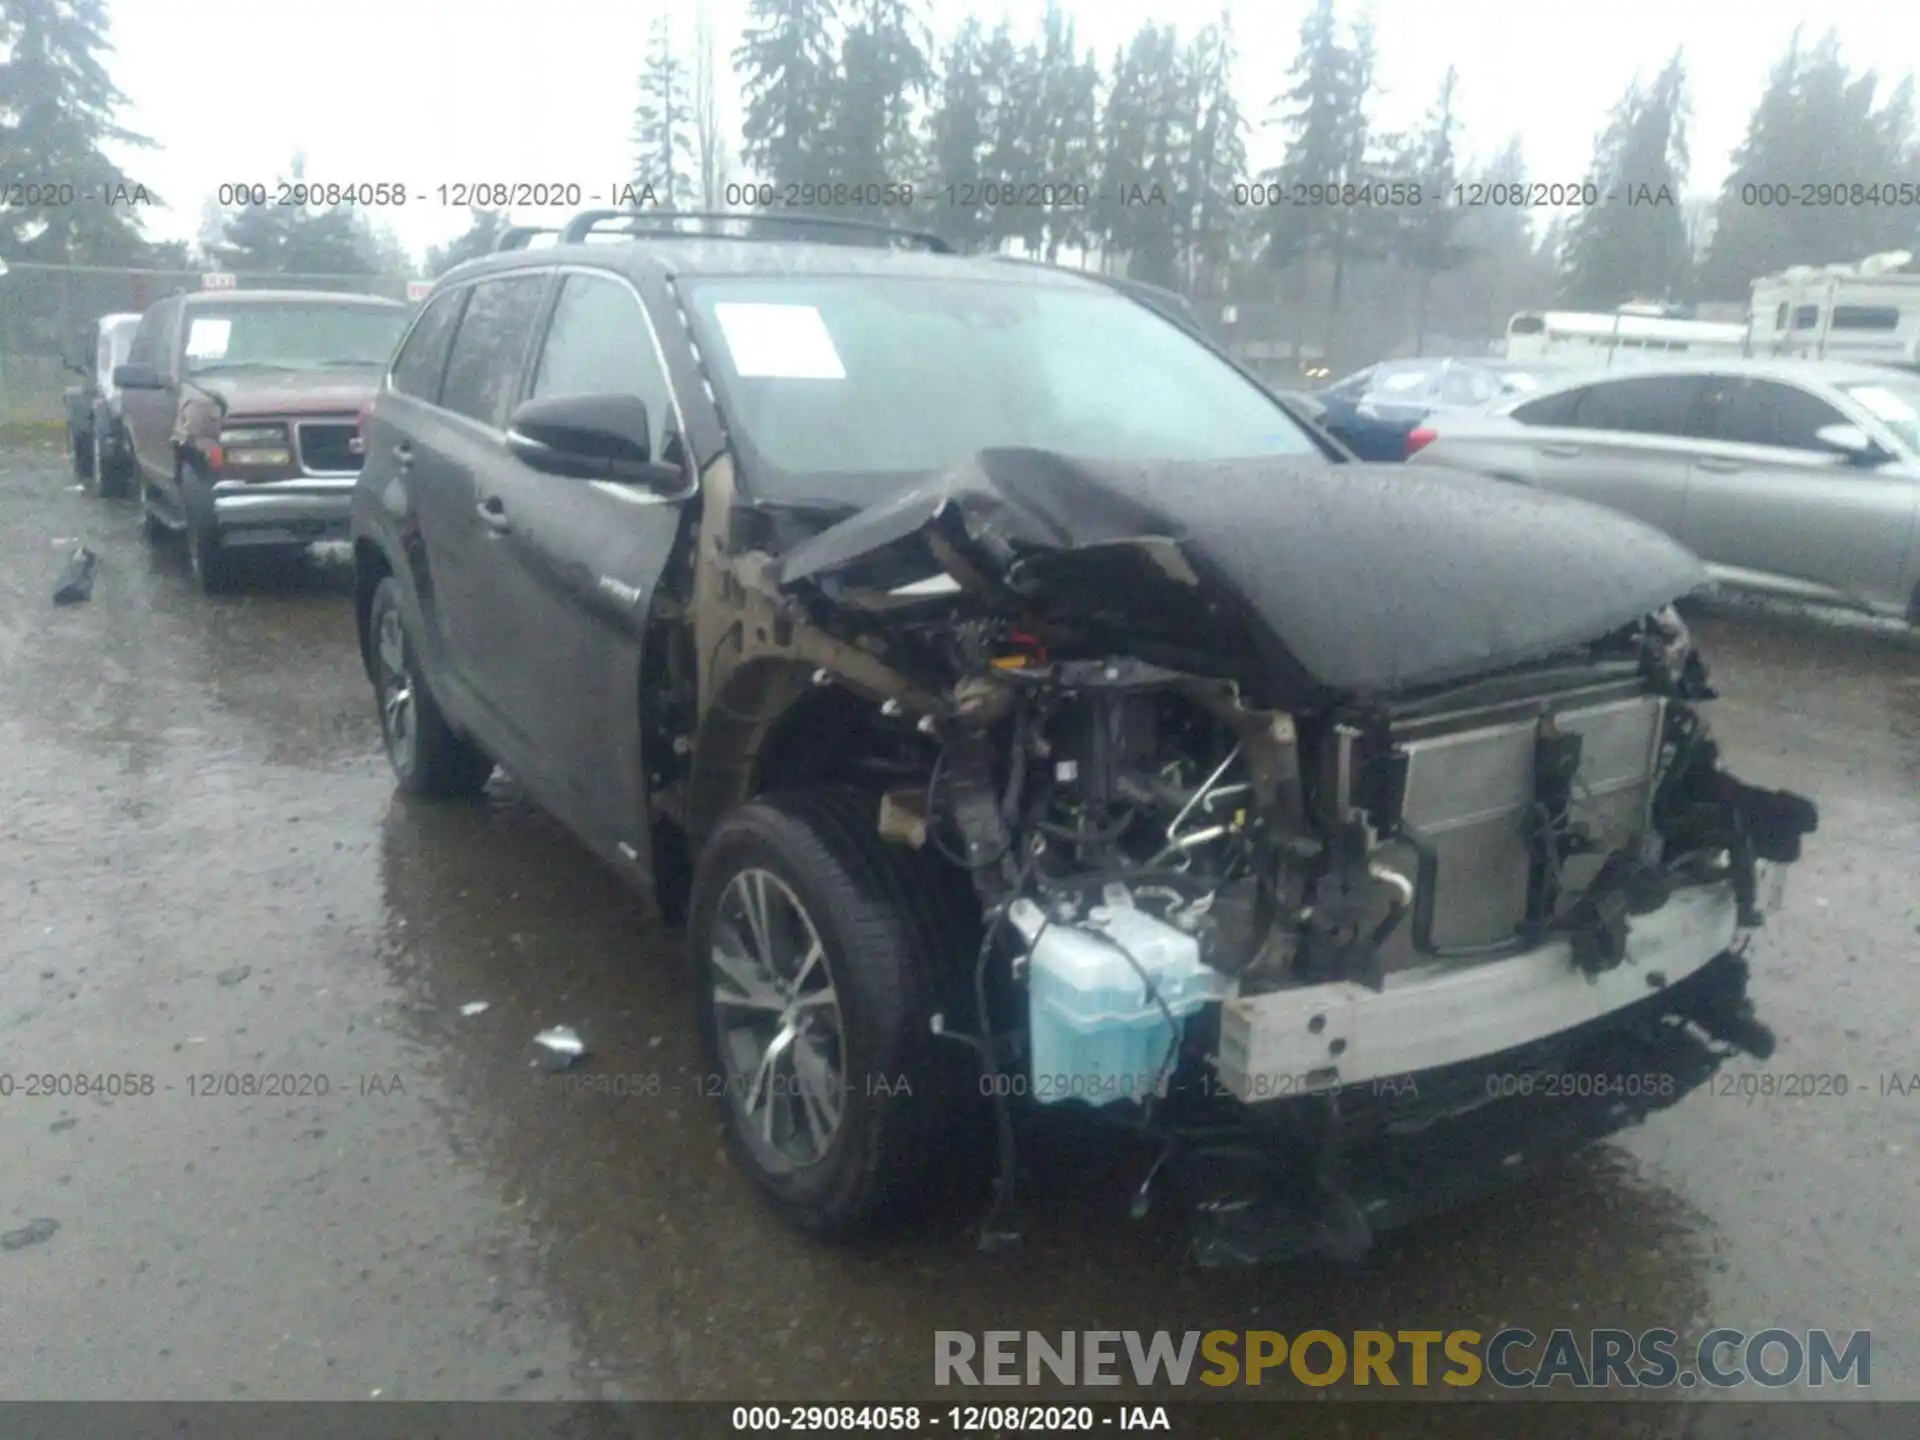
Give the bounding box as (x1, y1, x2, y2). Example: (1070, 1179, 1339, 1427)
(375, 608, 417, 772)
(710, 867, 846, 1166)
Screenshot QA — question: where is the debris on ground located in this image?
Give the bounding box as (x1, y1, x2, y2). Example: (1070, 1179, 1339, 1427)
(1, 1218, 60, 1252)
(52, 545, 98, 605)
(460, 1001, 490, 1017)
(215, 965, 251, 987)
(531, 1026, 588, 1071)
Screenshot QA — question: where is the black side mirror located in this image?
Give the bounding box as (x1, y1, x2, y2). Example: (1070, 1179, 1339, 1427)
(113, 363, 164, 390)
(505, 392, 686, 493)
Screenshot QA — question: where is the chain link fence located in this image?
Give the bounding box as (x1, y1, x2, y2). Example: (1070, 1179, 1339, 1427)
(0, 263, 418, 425)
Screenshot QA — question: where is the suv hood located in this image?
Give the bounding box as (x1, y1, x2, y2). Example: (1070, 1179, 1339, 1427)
(190, 369, 382, 417)
(775, 448, 1709, 701)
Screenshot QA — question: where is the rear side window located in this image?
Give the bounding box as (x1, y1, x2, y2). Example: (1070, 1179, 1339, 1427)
(438, 274, 549, 426)
(389, 289, 466, 401)
(1705, 378, 1847, 451)
(1567, 375, 1710, 437)
(1509, 387, 1588, 426)
(1792, 305, 1820, 330)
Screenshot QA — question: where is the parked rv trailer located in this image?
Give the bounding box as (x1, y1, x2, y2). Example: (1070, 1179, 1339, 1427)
(1746, 250, 1920, 369)
(1503, 309, 1750, 363)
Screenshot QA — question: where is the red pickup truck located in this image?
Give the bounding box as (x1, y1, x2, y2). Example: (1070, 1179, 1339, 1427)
(115, 288, 410, 591)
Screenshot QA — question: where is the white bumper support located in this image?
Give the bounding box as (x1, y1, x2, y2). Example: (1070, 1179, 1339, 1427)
(1212, 881, 1740, 1101)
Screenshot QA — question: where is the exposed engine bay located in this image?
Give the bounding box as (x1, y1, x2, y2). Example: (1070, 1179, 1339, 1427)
(749, 448, 1821, 1260)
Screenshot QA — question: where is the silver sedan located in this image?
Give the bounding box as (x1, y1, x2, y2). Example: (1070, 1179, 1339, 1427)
(1408, 358, 1920, 624)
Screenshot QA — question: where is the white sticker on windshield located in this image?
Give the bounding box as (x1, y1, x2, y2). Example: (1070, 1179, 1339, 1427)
(713, 302, 845, 379)
(1848, 386, 1917, 424)
(185, 318, 232, 359)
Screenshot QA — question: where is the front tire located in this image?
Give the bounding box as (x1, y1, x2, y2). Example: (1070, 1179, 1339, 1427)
(367, 576, 493, 798)
(141, 496, 170, 543)
(688, 787, 976, 1237)
(94, 428, 131, 499)
(186, 509, 239, 593)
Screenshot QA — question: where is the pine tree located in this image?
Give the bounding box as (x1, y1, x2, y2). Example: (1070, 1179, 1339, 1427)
(1260, 0, 1358, 275)
(1258, 0, 1385, 361)
(927, 19, 993, 251)
(1025, 2, 1101, 261)
(1701, 31, 1918, 296)
(1316, 14, 1387, 356)
(1396, 66, 1471, 353)
(1559, 53, 1692, 308)
(692, 0, 731, 208)
(1698, 30, 1809, 297)
(634, 14, 695, 210)
(1096, 26, 1186, 283)
(984, 22, 1045, 252)
(425, 211, 509, 277)
(1177, 16, 1248, 298)
(212, 155, 380, 277)
(828, 0, 931, 191)
(1454, 135, 1532, 262)
(0, 0, 159, 263)
(735, 0, 838, 191)
(1447, 137, 1558, 340)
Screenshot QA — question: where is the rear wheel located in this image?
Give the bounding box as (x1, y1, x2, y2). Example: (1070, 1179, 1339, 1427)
(69, 424, 94, 483)
(688, 787, 977, 1237)
(368, 576, 493, 798)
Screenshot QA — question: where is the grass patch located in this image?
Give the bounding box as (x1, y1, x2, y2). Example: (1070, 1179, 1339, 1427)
(0, 419, 64, 446)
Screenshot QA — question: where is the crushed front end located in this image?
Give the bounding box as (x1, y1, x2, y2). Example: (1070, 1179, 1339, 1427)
(767, 450, 1819, 1264)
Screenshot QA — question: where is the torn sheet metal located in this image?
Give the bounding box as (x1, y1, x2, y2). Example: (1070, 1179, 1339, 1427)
(775, 448, 1710, 701)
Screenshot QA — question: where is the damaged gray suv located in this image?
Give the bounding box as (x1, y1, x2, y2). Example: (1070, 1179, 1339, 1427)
(351, 210, 1816, 1263)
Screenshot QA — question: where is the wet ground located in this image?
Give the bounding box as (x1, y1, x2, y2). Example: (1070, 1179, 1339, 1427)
(2, 439, 1917, 1424)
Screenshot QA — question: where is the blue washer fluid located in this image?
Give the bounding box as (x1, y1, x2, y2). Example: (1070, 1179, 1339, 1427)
(1011, 892, 1235, 1107)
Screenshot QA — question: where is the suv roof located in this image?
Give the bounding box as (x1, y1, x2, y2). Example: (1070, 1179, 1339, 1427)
(438, 207, 1112, 289)
(442, 237, 1098, 287)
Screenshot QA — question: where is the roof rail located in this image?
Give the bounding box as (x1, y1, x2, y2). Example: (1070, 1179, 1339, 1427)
(494, 225, 562, 252)
(555, 208, 954, 253)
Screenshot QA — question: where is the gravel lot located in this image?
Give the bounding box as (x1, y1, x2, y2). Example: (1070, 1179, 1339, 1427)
(2, 438, 1915, 1433)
